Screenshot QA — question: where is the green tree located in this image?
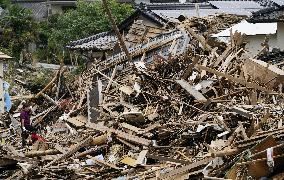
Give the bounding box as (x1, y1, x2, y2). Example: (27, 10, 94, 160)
(38, 0, 133, 62)
(0, 5, 38, 59)
(0, 0, 10, 8)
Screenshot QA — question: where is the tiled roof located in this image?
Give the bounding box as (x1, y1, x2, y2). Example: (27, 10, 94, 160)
(271, 0, 284, 6)
(67, 8, 171, 51)
(66, 32, 114, 50)
(248, 5, 284, 22)
(118, 8, 170, 30)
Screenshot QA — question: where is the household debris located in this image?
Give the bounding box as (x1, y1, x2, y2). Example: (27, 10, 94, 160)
(1, 13, 284, 180)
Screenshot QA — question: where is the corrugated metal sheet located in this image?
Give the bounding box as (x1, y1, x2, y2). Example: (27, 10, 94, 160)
(212, 20, 277, 37)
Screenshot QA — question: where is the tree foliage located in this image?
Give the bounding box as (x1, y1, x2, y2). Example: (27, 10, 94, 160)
(39, 0, 134, 60)
(0, 0, 10, 8)
(0, 0, 133, 62)
(0, 5, 38, 58)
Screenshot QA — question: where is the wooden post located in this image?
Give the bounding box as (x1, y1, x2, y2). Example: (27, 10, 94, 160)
(0, 61, 4, 113)
(101, 0, 132, 61)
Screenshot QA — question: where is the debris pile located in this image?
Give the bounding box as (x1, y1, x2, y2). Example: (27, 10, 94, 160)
(1, 14, 284, 180)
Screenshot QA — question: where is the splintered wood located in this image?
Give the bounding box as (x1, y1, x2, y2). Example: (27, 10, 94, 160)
(2, 13, 284, 180)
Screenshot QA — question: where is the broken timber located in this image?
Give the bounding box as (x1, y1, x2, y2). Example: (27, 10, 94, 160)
(44, 136, 93, 168)
(195, 64, 275, 93)
(86, 123, 151, 146)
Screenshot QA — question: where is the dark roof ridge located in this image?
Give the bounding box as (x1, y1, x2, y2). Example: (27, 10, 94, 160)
(251, 5, 284, 16)
(248, 5, 284, 23)
(67, 7, 171, 49)
(67, 31, 111, 48)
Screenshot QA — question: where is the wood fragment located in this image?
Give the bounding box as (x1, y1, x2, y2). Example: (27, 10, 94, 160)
(44, 136, 93, 168)
(176, 79, 207, 101)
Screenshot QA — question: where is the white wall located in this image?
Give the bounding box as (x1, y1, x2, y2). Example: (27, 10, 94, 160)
(277, 22, 284, 50)
(245, 34, 277, 56)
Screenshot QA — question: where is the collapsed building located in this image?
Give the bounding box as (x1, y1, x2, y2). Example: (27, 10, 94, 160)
(2, 4, 284, 180)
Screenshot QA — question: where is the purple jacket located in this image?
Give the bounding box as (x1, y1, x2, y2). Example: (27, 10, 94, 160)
(20, 111, 31, 127)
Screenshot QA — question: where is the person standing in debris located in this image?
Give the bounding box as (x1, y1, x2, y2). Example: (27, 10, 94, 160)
(20, 102, 35, 146)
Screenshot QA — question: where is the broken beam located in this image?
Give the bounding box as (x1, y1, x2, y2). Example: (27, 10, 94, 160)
(195, 64, 275, 93)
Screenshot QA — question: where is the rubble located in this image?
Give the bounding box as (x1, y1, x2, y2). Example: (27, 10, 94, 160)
(2, 13, 284, 180)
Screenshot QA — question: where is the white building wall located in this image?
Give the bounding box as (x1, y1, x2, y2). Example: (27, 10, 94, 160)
(245, 34, 277, 56)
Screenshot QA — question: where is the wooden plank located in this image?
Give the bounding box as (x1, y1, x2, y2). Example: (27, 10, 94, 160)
(147, 154, 190, 164)
(195, 64, 275, 93)
(25, 149, 61, 157)
(243, 58, 284, 89)
(87, 155, 122, 170)
(120, 123, 153, 138)
(213, 45, 232, 67)
(44, 136, 93, 168)
(5, 145, 25, 157)
(66, 115, 87, 127)
(159, 158, 214, 180)
(141, 123, 161, 134)
(86, 123, 151, 146)
(121, 156, 137, 167)
(35, 67, 64, 98)
(176, 79, 207, 101)
(136, 150, 148, 165)
(104, 65, 117, 94)
(231, 106, 253, 118)
(185, 27, 212, 51)
(117, 138, 140, 151)
(54, 144, 68, 154)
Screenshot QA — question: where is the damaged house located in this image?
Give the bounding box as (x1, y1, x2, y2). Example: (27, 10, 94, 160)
(248, 5, 284, 51)
(212, 5, 284, 56)
(4, 1, 284, 179)
(67, 7, 189, 122)
(67, 7, 174, 61)
(211, 20, 278, 56)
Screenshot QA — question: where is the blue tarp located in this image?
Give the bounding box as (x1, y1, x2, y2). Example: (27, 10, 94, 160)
(3, 82, 12, 112)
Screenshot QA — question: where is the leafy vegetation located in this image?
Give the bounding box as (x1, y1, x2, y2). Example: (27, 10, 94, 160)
(38, 0, 134, 63)
(0, 0, 134, 63)
(0, 0, 10, 8)
(0, 5, 38, 59)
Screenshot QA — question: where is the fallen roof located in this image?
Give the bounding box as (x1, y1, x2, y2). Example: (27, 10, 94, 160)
(67, 8, 171, 51)
(66, 32, 116, 51)
(119, 8, 170, 30)
(212, 20, 277, 37)
(248, 5, 284, 23)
